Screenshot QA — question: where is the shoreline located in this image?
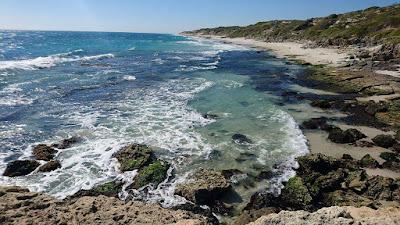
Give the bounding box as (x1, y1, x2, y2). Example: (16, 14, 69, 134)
(186, 33, 400, 179)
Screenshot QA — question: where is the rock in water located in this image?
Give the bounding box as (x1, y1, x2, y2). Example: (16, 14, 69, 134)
(129, 160, 170, 189)
(113, 144, 155, 172)
(175, 168, 231, 205)
(38, 160, 62, 172)
(3, 160, 40, 177)
(52, 136, 81, 149)
(372, 135, 396, 148)
(232, 133, 253, 144)
(32, 144, 57, 161)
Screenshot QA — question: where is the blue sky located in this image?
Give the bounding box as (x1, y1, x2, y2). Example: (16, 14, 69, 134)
(0, 0, 398, 33)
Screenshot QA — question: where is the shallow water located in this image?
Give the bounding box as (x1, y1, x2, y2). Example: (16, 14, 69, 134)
(0, 31, 308, 206)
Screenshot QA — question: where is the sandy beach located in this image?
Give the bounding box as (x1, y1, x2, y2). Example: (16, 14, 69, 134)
(191, 35, 351, 67)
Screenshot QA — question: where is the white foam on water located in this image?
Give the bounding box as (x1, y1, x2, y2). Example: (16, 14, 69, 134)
(0, 81, 36, 106)
(0, 51, 114, 71)
(264, 110, 309, 196)
(122, 75, 136, 81)
(128, 47, 136, 51)
(0, 77, 214, 202)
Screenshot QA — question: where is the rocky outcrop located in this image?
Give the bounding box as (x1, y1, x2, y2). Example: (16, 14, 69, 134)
(175, 168, 231, 206)
(372, 135, 396, 148)
(72, 181, 123, 198)
(3, 160, 40, 177)
(0, 186, 213, 225)
(113, 144, 155, 172)
(247, 206, 400, 225)
(51, 136, 81, 149)
(359, 154, 380, 168)
(32, 144, 57, 161)
(244, 154, 400, 213)
(129, 160, 170, 189)
(38, 160, 61, 172)
(113, 144, 171, 189)
(328, 127, 367, 144)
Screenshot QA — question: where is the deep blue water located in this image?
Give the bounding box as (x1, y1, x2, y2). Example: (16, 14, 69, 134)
(0, 31, 308, 206)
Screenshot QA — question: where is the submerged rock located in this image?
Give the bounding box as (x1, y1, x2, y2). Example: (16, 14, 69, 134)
(129, 160, 170, 189)
(38, 160, 61, 172)
(175, 168, 231, 206)
(3, 160, 40, 177)
(372, 135, 396, 148)
(32, 144, 57, 161)
(232, 133, 253, 144)
(52, 136, 81, 149)
(113, 144, 155, 172)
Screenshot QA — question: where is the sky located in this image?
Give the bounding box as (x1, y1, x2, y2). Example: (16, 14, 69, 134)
(0, 0, 398, 34)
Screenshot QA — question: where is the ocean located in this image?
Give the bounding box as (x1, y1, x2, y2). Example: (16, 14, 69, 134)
(0, 31, 308, 206)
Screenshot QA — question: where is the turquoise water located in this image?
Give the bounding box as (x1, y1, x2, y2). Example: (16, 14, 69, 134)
(0, 31, 308, 206)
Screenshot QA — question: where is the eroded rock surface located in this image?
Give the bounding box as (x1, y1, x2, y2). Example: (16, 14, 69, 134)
(0, 186, 213, 225)
(247, 206, 400, 225)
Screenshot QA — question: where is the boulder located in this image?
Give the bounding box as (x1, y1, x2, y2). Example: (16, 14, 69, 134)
(38, 160, 61, 172)
(113, 144, 155, 172)
(232, 133, 253, 144)
(175, 168, 231, 205)
(372, 135, 396, 148)
(328, 128, 366, 144)
(129, 160, 170, 189)
(280, 176, 313, 210)
(359, 154, 380, 168)
(3, 160, 40, 177)
(32, 144, 57, 161)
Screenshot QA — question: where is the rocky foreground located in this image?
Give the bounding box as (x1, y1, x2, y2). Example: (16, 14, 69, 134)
(1, 185, 400, 225)
(0, 186, 211, 225)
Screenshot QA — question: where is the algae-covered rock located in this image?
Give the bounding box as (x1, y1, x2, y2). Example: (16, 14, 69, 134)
(359, 154, 379, 168)
(38, 160, 61, 172)
(175, 168, 231, 205)
(280, 176, 312, 209)
(113, 144, 155, 172)
(322, 190, 374, 207)
(72, 181, 123, 198)
(3, 160, 40, 177)
(379, 152, 400, 162)
(32, 144, 57, 161)
(130, 160, 170, 189)
(372, 135, 396, 148)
